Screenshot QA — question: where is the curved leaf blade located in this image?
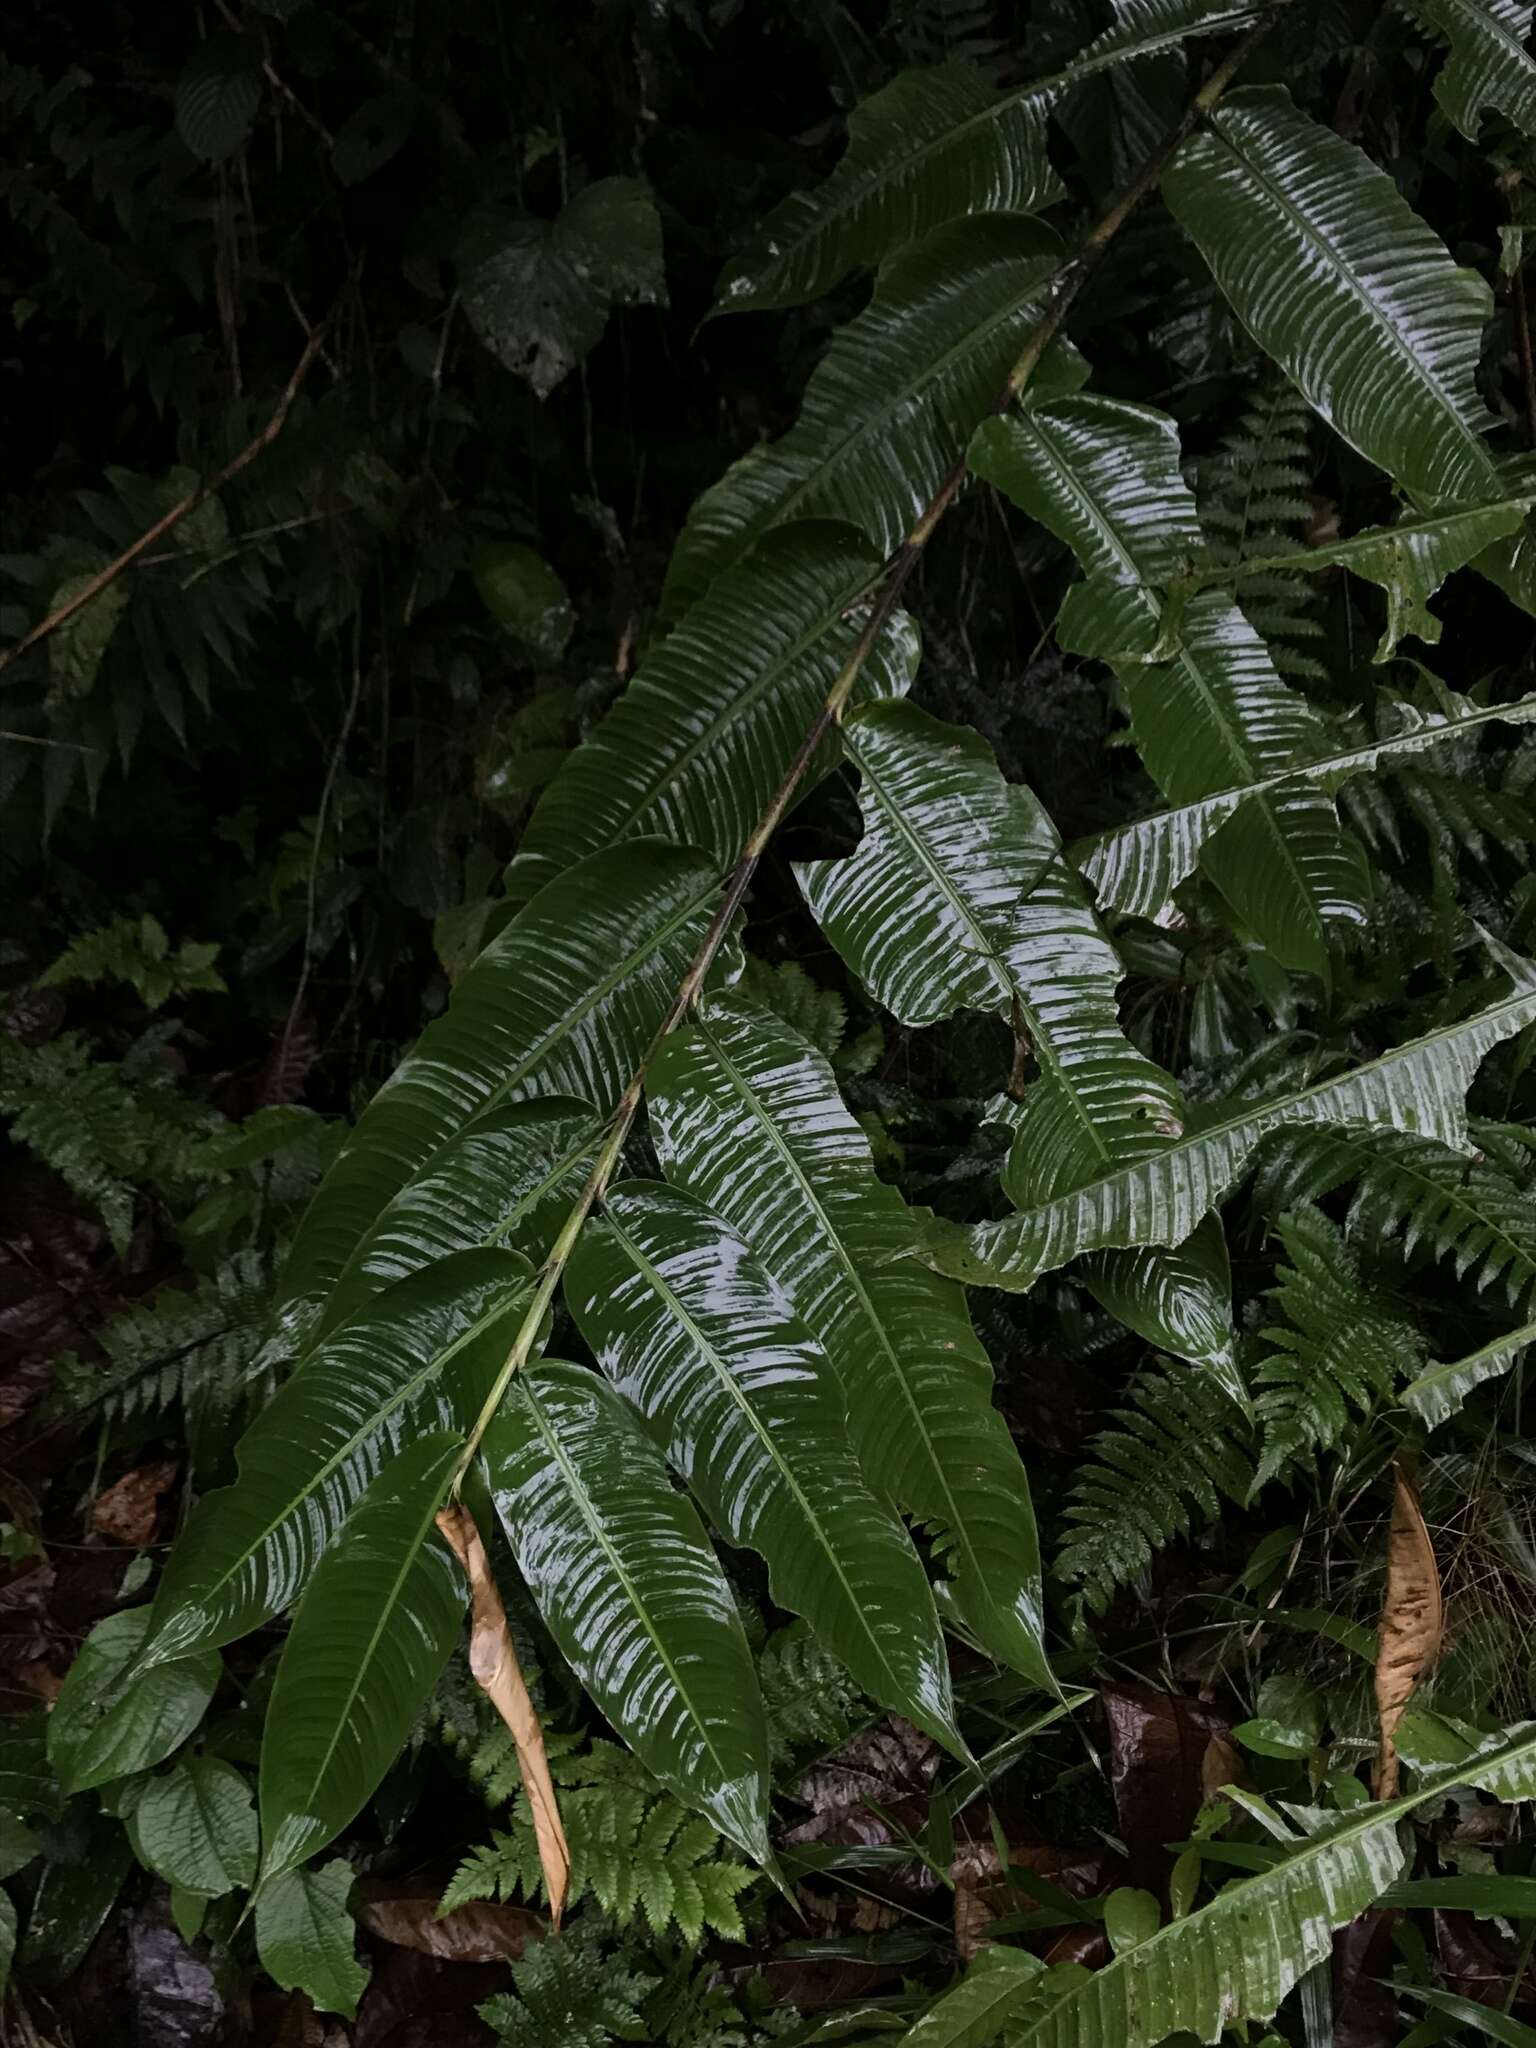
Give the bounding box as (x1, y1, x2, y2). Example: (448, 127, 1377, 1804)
(710, 3, 1267, 315)
(508, 526, 918, 903)
(483, 1361, 772, 1862)
(48, 1609, 220, 1796)
(133, 1756, 258, 1898)
(665, 215, 1084, 617)
(310, 1100, 601, 1348)
(930, 945, 1536, 1291)
(139, 1249, 532, 1670)
(1403, 1321, 1536, 1429)
(565, 1182, 965, 1754)
(1401, 0, 1536, 141)
(1078, 688, 1536, 925)
(258, 1431, 466, 1882)
(648, 990, 1052, 1687)
(255, 1860, 370, 2021)
(971, 400, 1367, 977)
(280, 841, 718, 1306)
(1162, 86, 1502, 507)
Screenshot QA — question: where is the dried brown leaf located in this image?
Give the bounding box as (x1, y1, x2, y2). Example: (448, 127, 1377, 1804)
(354, 1880, 545, 1963)
(435, 1503, 570, 1926)
(91, 1461, 179, 1547)
(1374, 1461, 1443, 1799)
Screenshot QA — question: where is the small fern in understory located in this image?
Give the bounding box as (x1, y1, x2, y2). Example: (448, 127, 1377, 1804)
(477, 1927, 657, 2048)
(39, 913, 224, 1010)
(0, 1029, 216, 1250)
(441, 1738, 757, 1943)
(1253, 1207, 1423, 1486)
(48, 1250, 273, 1472)
(1058, 1356, 1256, 1610)
(757, 1620, 863, 1768)
(1252, 1124, 1536, 1308)
(1196, 379, 1326, 682)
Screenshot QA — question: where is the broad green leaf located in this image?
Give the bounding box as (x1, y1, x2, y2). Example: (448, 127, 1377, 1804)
(48, 1609, 220, 1795)
(971, 400, 1367, 978)
(0, 1725, 62, 1822)
(310, 1100, 600, 1347)
(648, 990, 1052, 1687)
(929, 942, 1536, 1291)
(1384, 1873, 1536, 1911)
(0, 1892, 13, 2002)
(18, 1810, 133, 1987)
(1078, 1220, 1242, 1405)
(255, 1860, 370, 2020)
(140, 1249, 531, 1670)
(1078, 689, 1536, 926)
(903, 1945, 1045, 2047)
(483, 1361, 773, 1861)
(281, 842, 718, 1306)
(710, 2, 1266, 314)
(1162, 88, 1503, 508)
(901, 1719, 1536, 2048)
(565, 1182, 965, 1755)
(508, 526, 919, 902)
(133, 1756, 258, 1897)
(460, 178, 663, 401)
(795, 701, 1052, 1026)
(259, 1432, 465, 1882)
(1403, 1990, 1536, 2046)
(1177, 498, 1535, 662)
(796, 698, 1216, 1377)
(175, 34, 261, 162)
(471, 541, 573, 664)
(1403, 1320, 1536, 1428)
(1400, 0, 1536, 141)
(664, 215, 1085, 617)
(713, 65, 1061, 315)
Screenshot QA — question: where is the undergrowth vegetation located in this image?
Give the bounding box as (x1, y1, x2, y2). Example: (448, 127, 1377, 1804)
(6, 0, 1536, 2043)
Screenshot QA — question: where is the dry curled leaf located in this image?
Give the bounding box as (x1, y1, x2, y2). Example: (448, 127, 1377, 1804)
(91, 1461, 178, 1547)
(1374, 1461, 1443, 1799)
(354, 1879, 545, 1963)
(435, 1502, 570, 1926)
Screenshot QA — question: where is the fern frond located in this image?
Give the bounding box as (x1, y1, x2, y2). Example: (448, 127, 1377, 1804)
(1058, 1357, 1255, 1610)
(1252, 1124, 1536, 1308)
(1197, 380, 1326, 682)
(738, 959, 846, 1064)
(476, 1927, 657, 2048)
(756, 1621, 863, 1768)
(1253, 1207, 1423, 1485)
(440, 1738, 756, 1942)
(39, 913, 224, 1010)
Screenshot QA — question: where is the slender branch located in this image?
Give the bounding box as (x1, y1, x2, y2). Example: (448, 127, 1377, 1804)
(0, 327, 328, 679)
(451, 8, 1281, 1491)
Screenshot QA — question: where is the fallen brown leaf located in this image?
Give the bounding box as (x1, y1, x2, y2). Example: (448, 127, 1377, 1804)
(354, 1879, 544, 1963)
(1103, 1685, 1232, 1892)
(1374, 1461, 1443, 1799)
(950, 1840, 1110, 1963)
(91, 1461, 179, 1547)
(436, 1502, 570, 1927)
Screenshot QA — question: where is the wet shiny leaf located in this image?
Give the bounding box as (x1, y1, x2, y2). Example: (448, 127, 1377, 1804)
(134, 1755, 257, 1896)
(256, 1860, 371, 2020)
(48, 1609, 219, 1795)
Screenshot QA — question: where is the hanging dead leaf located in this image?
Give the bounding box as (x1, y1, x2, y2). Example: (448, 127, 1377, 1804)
(435, 1502, 570, 1925)
(1374, 1461, 1443, 1799)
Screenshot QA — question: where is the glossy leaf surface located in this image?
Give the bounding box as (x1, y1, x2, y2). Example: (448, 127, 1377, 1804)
(483, 1361, 772, 1860)
(565, 1182, 964, 1753)
(134, 1756, 258, 1897)
(140, 1250, 530, 1669)
(281, 841, 717, 1305)
(1078, 1220, 1241, 1404)
(1400, 0, 1536, 141)
(508, 526, 918, 901)
(311, 1100, 600, 1346)
(48, 1608, 220, 1795)
(972, 400, 1365, 977)
(1162, 88, 1503, 507)
(710, 1, 1265, 314)
(931, 945, 1536, 1290)
(649, 990, 1052, 1686)
(665, 215, 1084, 616)
(904, 1719, 1536, 2046)
(1079, 689, 1536, 925)
(259, 1431, 465, 1881)
(1403, 1320, 1536, 1429)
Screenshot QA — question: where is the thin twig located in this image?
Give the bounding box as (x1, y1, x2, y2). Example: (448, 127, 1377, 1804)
(0, 327, 328, 679)
(450, 8, 1283, 1492)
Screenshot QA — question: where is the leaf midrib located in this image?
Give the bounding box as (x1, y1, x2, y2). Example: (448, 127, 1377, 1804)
(605, 1207, 910, 1704)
